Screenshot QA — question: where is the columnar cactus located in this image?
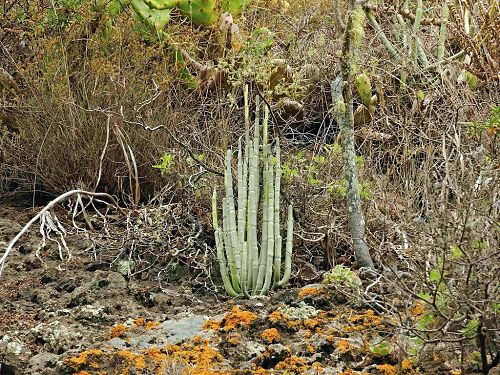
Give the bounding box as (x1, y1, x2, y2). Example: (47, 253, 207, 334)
(365, 0, 453, 69)
(212, 86, 293, 298)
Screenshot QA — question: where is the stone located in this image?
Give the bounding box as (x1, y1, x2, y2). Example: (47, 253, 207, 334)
(0, 335, 32, 374)
(30, 321, 82, 352)
(107, 314, 211, 351)
(27, 352, 60, 374)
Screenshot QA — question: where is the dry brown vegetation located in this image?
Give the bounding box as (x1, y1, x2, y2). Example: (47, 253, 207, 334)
(0, 0, 499, 373)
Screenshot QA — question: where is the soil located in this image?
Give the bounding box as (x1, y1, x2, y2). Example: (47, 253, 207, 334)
(0, 205, 481, 375)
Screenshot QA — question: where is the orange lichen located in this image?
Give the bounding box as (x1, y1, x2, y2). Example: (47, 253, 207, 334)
(222, 306, 257, 330)
(110, 324, 127, 339)
(336, 339, 353, 353)
(144, 347, 168, 363)
(162, 340, 230, 374)
(203, 306, 257, 332)
(145, 321, 160, 330)
(376, 364, 397, 375)
(135, 356, 146, 370)
(344, 310, 382, 332)
(307, 344, 316, 353)
(134, 317, 145, 326)
(202, 318, 221, 331)
(411, 302, 425, 317)
(275, 355, 320, 374)
(67, 349, 104, 368)
(74, 371, 92, 375)
(298, 286, 322, 298)
(118, 349, 137, 361)
(253, 368, 272, 375)
(285, 319, 303, 330)
(301, 329, 313, 339)
(260, 328, 280, 343)
(401, 358, 413, 372)
(303, 318, 320, 330)
(268, 310, 284, 323)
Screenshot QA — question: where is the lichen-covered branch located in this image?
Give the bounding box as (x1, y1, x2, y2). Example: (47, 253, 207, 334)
(333, 1, 375, 272)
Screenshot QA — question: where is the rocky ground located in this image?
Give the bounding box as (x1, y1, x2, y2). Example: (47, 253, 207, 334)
(0, 205, 485, 375)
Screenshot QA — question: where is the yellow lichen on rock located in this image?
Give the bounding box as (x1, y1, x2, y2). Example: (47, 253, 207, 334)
(110, 324, 127, 338)
(67, 349, 104, 368)
(336, 339, 353, 353)
(376, 364, 398, 375)
(260, 328, 280, 343)
(203, 306, 257, 331)
(298, 286, 322, 298)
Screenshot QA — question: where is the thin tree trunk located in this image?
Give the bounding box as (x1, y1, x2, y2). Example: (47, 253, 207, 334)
(333, 0, 375, 271)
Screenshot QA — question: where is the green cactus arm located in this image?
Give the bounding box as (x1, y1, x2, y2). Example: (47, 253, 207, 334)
(215, 229, 239, 297)
(249, 99, 261, 290)
(244, 85, 250, 130)
(246, 141, 258, 290)
(412, 0, 429, 66)
(143, 0, 178, 10)
(222, 196, 241, 293)
(277, 204, 293, 287)
(252, 96, 261, 229)
(365, 10, 398, 59)
(260, 159, 275, 296)
(244, 86, 251, 148)
(178, 0, 218, 26)
(225, 150, 242, 283)
(255, 159, 270, 293)
(262, 104, 269, 156)
(396, 14, 408, 53)
(237, 139, 248, 267)
(253, 95, 261, 161)
(255, 103, 270, 292)
(240, 241, 250, 298)
(273, 140, 282, 286)
(212, 189, 219, 230)
(250, 150, 260, 290)
(413, 0, 423, 32)
(415, 39, 429, 66)
(273, 235, 282, 289)
(213, 191, 239, 297)
(437, 2, 449, 61)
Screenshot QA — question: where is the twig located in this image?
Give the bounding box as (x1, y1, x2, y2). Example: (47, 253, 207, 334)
(0, 190, 123, 275)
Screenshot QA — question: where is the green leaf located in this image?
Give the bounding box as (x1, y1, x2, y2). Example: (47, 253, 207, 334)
(429, 268, 441, 282)
(153, 153, 174, 174)
(369, 341, 392, 356)
(450, 244, 463, 259)
(416, 312, 435, 331)
(460, 319, 479, 338)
